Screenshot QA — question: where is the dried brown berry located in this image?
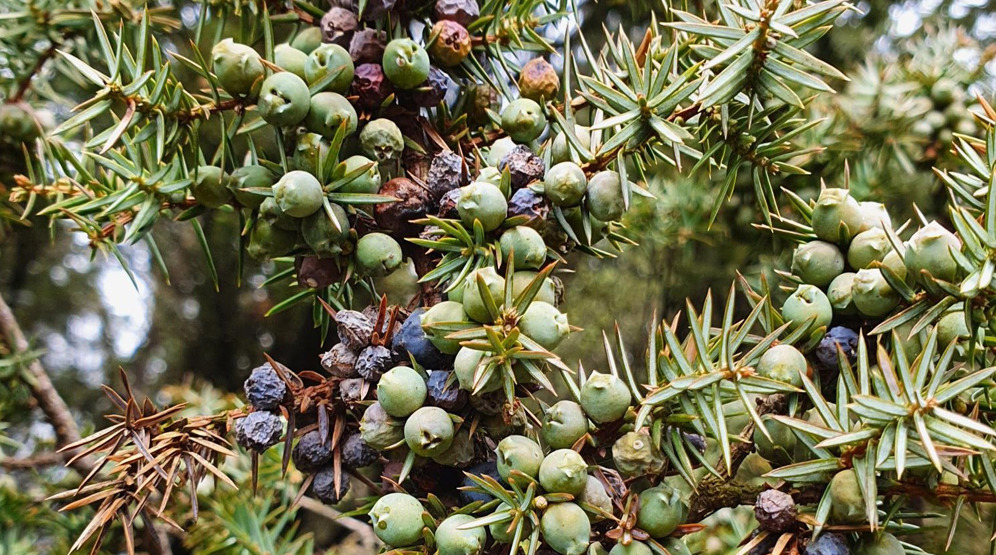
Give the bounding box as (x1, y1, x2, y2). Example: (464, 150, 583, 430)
(470, 390, 505, 416)
(292, 430, 334, 473)
(429, 20, 472, 67)
(360, 0, 397, 21)
(467, 84, 498, 126)
(321, 343, 359, 378)
(335, 310, 374, 350)
(296, 256, 343, 290)
(374, 177, 434, 237)
(426, 151, 466, 202)
(518, 58, 560, 102)
(507, 187, 550, 226)
(351, 63, 394, 110)
(349, 29, 387, 64)
(499, 145, 545, 189)
(339, 377, 366, 403)
(321, 7, 358, 47)
(434, 0, 480, 28)
(235, 411, 284, 452)
(754, 489, 797, 532)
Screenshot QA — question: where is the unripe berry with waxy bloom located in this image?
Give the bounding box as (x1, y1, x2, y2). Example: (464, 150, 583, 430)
(360, 118, 405, 162)
(454, 346, 500, 392)
(905, 221, 961, 284)
(404, 406, 455, 457)
(610, 541, 652, 555)
(827, 272, 858, 315)
(191, 165, 233, 208)
(274, 44, 308, 80)
(848, 228, 892, 270)
(580, 372, 631, 424)
(858, 201, 892, 233)
(421, 300, 468, 354)
(518, 301, 569, 350)
(230, 165, 275, 209)
(257, 72, 311, 126)
(273, 171, 324, 218)
(383, 38, 430, 89)
(811, 188, 863, 243)
(435, 514, 487, 555)
(578, 475, 613, 520)
(211, 39, 263, 97)
(457, 182, 508, 232)
(500, 227, 547, 269)
(502, 98, 547, 143)
(339, 155, 381, 194)
(355, 232, 403, 277)
(542, 400, 588, 449)
(586, 171, 625, 222)
(511, 271, 557, 305)
(541, 502, 591, 555)
(291, 27, 323, 54)
(247, 218, 298, 260)
(377, 366, 427, 417)
(487, 137, 518, 167)
(791, 241, 845, 287)
(782, 285, 832, 335)
(857, 532, 903, 555)
(851, 268, 899, 318)
(496, 435, 544, 487)
(539, 448, 588, 496)
(937, 311, 971, 347)
(305, 44, 354, 93)
(829, 469, 864, 523)
(490, 502, 530, 543)
(302, 203, 349, 256)
(460, 267, 505, 323)
(551, 125, 592, 164)
(369, 493, 425, 547)
(757, 344, 806, 388)
(545, 162, 587, 207)
(753, 414, 797, 466)
(305, 92, 357, 138)
(292, 132, 330, 176)
(880, 250, 907, 281)
(637, 485, 686, 538)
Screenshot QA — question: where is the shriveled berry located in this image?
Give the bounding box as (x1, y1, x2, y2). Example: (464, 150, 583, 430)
(349, 29, 387, 64)
(360, 0, 397, 20)
(258, 72, 311, 126)
(357, 344, 393, 381)
(407, 66, 449, 107)
(404, 406, 455, 457)
(292, 430, 334, 473)
(467, 83, 499, 126)
(508, 187, 550, 225)
(374, 177, 433, 236)
(378, 366, 427, 417)
(502, 98, 547, 143)
(805, 533, 851, 555)
(539, 448, 588, 496)
(518, 58, 559, 102)
(297, 256, 342, 289)
(312, 466, 351, 504)
(355, 232, 403, 278)
(235, 411, 284, 452)
(244, 363, 287, 410)
(360, 402, 405, 449)
(341, 433, 379, 469)
(361, 118, 405, 162)
(369, 492, 426, 547)
(320, 7, 357, 47)
(541, 502, 591, 555)
(429, 20, 472, 68)
(427, 370, 468, 411)
(335, 310, 373, 350)
(351, 63, 394, 109)
(306, 91, 357, 138)
(339, 377, 365, 404)
(438, 188, 462, 219)
(427, 151, 466, 201)
(612, 431, 663, 478)
(755, 489, 797, 532)
(321, 343, 359, 378)
(580, 372, 631, 424)
(496, 435, 544, 487)
(305, 43, 355, 93)
(435, 0, 480, 27)
(500, 145, 545, 189)
(383, 38, 431, 89)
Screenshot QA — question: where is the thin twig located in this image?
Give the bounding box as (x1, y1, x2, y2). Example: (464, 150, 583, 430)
(11, 41, 61, 102)
(0, 451, 65, 470)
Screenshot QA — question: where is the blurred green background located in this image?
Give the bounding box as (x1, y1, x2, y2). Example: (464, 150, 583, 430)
(0, 0, 994, 552)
